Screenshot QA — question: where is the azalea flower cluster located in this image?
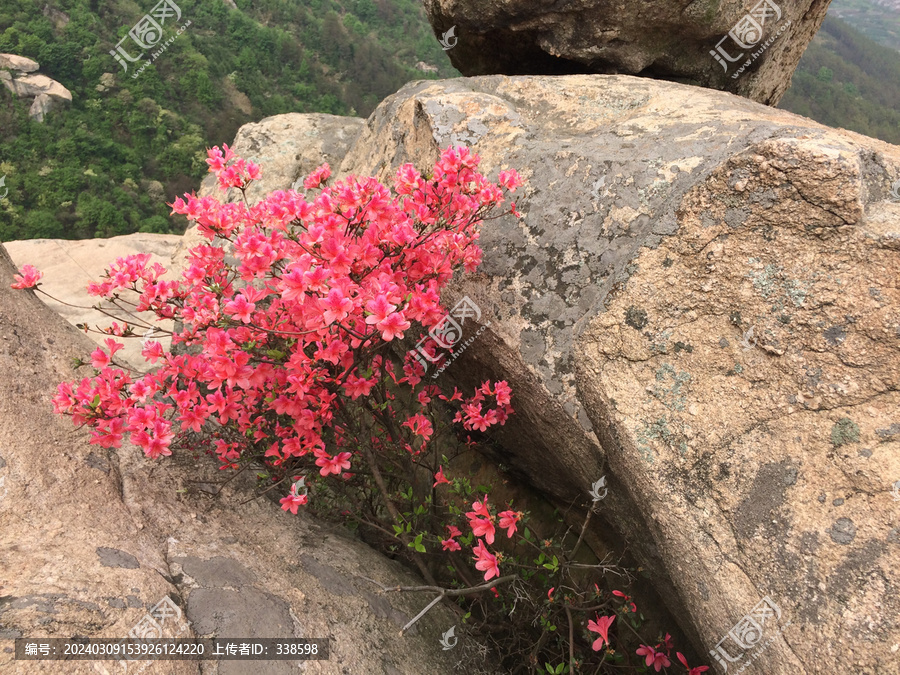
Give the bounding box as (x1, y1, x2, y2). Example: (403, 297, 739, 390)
(26, 144, 523, 516)
(434, 490, 521, 581)
(587, 590, 708, 674)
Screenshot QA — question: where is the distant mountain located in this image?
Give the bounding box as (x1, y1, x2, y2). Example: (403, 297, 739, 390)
(827, 0, 900, 52)
(1, 0, 897, 244)
(779, 14, 900, 145)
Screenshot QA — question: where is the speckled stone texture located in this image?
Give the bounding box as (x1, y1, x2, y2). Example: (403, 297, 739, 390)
(423, 0, 831, 105)
(338, 74, 900, 674)
(173, 113, 365, 272)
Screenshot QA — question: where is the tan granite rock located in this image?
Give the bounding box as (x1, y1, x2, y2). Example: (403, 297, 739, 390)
(4, 233, 182, 372)
(0, 53, 39, 73)
(336, 73, 900, 674)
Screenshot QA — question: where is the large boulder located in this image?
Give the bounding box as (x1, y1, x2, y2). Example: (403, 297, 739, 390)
(0, 53, 39, 73)
(423, 0, 830, 105)
(197, 113, 366, 203)
(4, 233, 183, 371)
(0, 244, 489, 673)
(28, 93, 55, 123)
(173, 113, 366, 271)
(0, 56, 72, 123)
(2, 72, 72, 102)
(337, 74, 900, 673)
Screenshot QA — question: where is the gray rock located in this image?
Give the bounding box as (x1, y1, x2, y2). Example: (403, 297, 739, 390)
(423, 0, 828, 105)
(28, 92, 55, 122)
(5, 72, 72, 101)
(337, 73, 900, 674)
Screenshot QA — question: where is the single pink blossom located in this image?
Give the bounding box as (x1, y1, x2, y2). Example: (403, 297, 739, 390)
(11, 264, 43, 289)
(498, 510, 520, 538)
(280, 493, 308, 514)
(433, 466, 451, 487)
(587, 615, 616, 651)
(472, 539, 500, 581)
(636, 645, 671, 672)
(441, 537, 461, 552)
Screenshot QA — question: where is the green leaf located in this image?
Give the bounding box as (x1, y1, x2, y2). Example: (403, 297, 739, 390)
(408, 533, 425, 553)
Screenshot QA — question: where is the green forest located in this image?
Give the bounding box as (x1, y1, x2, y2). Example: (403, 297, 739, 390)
(1, 0, 899, 242)
(0, 0, 456, 241)
(778, 15, 900, 145)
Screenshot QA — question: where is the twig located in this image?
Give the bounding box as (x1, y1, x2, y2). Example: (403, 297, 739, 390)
(565, 606, 576, 674)
(359, 574, 517, 636)
(400, 594, 444, 635)
(238, 472, 290, 505)
(569, 505, 594, 561)
(361, 574, 516, 597)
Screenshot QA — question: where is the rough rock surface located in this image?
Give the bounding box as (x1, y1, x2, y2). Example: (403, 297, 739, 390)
(2, 72, 72, 102)
(423, 0, 831, 105)
(173, 113, 365, 271)
(337, 74, 900, 673)
(4, 233, 183, 371)
(28, 92, 54, 123)
(0, 245, 487, 674)
(0, 53, 39, 72)
(0, 54, 72, 122)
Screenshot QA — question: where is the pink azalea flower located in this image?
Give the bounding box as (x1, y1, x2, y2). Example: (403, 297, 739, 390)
(224, 294, 255, 323)
(466, 496, 495, 544)
(364, 295, 395, 325)
(587, 615, 616, 651)
(636, 645, 671, 672)
(468, 495, 490, 519)
(472, 540, 500, 581)
(676, 652, 709, 674)
(375, 312, 410, 341)
(433, 466, 451, 487)
(498, 169, 524, 191)
(280, 492, 308, 514)
(91, 347, 111, 369)
(403, 413, 433, 440)
(303, 164, 331, 189)
(10, 264, 43, 289)
(315, 451, 352, 476)
(498, 510, 520, 538)
(441, 537, 461, 552)
(468, 516, 496, 544)
(342, 374, 375, 400)
(321, 287, 353, 325)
